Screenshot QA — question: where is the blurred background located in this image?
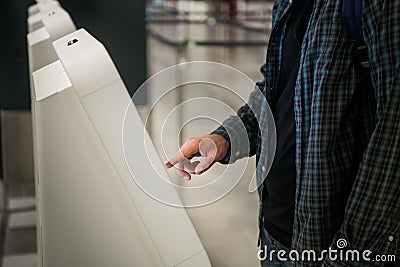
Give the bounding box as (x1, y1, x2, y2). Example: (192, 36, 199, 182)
(0, 0, 273, 266)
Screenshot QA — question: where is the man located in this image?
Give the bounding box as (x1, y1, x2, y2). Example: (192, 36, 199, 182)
(166, 0, 400, 266)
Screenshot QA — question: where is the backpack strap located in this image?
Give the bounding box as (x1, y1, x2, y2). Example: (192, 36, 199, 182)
(342, 0, 364, 42)
(342, 0, 375, 128)
(342, 0, 370, 71)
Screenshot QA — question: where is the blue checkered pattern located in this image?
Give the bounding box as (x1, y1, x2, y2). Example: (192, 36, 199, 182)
(212, 0, 400, 266)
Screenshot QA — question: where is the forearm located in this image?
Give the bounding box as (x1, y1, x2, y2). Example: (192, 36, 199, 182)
(211, 63, 267, 163)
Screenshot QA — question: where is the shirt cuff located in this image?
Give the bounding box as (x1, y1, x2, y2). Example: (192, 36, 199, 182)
(210, 125, 231, 164)
(210, 115, 251, 164)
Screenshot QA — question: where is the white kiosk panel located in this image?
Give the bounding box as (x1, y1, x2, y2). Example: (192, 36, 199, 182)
(32, 63, 165, 267)
(32, 28, 211, 267)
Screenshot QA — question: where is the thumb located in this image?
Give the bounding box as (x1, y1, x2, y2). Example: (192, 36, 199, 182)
(195, 138, 218, 174)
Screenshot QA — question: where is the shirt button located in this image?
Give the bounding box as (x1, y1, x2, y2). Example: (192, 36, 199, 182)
(235, 151, 240, 157)
(388, 236, 394, 242)
(262, 166, 266, 172)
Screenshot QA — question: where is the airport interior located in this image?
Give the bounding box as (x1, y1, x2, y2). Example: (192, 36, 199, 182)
(0, 0, 274, 266)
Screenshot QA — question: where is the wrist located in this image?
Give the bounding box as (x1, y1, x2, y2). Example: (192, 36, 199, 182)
(209, 134, 229, 161)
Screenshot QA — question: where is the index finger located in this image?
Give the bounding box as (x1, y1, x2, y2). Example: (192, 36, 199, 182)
(165, 143, 199, 168)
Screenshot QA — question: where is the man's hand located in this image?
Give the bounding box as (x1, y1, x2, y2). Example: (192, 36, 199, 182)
(165, 134, 229, 180)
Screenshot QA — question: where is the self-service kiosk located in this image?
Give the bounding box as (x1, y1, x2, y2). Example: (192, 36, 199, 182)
(31, 29, 211, 267)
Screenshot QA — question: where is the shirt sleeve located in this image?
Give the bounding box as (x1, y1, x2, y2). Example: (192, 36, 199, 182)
(323, 2, 400, 265)
(211, 64, 267, 164)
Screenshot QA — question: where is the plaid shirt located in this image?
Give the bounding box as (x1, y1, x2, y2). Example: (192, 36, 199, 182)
(212, 0, 400, 266)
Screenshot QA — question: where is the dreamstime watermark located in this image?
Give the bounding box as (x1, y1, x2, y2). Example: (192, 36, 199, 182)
(122, 61, 277, 207)
(257, 238, 397, 263)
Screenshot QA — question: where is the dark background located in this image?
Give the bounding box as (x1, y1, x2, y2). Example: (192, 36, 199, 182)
(0, 0, 147, 110)
(0, 0, 147, 177)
